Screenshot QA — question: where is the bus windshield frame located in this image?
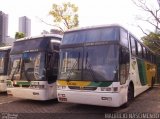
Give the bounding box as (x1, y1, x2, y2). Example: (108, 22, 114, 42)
(59, 44, 119, 82)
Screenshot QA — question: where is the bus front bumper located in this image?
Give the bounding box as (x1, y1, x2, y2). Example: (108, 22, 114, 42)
(57, 90, 126, 107)
(7, 87, 55, 101)
(0, 83, 7, 92)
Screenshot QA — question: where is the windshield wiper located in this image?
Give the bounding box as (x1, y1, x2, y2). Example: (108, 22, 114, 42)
(66, 52, 80, 81)
(84, 63, 97, 81)
(84, 52, 97, 81)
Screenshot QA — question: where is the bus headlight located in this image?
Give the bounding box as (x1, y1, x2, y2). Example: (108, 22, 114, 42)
(100, 87, 119, 92)
(7, 81, 13, 87)
(100, 87, 112, 91)
(30, 85, 45, 89)
(57, 85, 66, 90)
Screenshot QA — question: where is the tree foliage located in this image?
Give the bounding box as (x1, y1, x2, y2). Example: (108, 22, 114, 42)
(132, 0, 160, 34)
(132, 0, 160, 54)
(0, 43, 6, 47)
(15, 32, 25, 39)
(49, 2, 79, 32)
(142, 32, 160, 54)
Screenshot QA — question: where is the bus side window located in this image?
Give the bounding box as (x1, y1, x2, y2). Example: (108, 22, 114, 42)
(130, 36, 136, 56)
(119, 47, 129, 84)
(46, 52, 59, 84)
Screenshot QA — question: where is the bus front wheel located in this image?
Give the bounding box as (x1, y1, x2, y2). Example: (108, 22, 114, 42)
(127, 83, 134, 102)
(122, 83, 134, 108)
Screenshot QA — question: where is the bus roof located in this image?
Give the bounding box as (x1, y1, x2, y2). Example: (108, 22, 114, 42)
(16, 34, 62, 42)
(65, 24, 123, 33)
(0, 45, 12, 51)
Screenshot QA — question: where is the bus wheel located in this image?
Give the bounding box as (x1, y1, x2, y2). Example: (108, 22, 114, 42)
(128, 83, 134, 102)
(122, 83, 134, 108)
(151, 77, 155, 88)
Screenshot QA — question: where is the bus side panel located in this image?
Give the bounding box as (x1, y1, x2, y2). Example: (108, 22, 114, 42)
(137, 59, 147, 86)
(145, 62, 157, 86)
(130, 57, 149, 97)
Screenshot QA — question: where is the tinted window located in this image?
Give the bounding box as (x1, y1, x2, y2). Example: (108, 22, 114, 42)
(119, 47, 129, 84)
(137, 43, 142, 57)
(130, 36, 136, 55)
(120, 29, 128, 48)
(0, 52, 7, 74)
(62, 27, 119, 44)
(143, 47, 146, 59)
(10, 37, 60, 54)
(83, 45, 119, 81)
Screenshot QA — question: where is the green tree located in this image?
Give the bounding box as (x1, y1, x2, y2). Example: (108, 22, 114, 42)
(142, 32, 160, 54)
(49, 2, 79, 32)
(132, 0, 160, 34)
(15, 32, 25, 39)
(132, 0, 160, 54)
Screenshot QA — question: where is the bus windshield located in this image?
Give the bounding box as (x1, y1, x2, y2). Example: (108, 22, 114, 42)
(59, 45, 119, 81)
(59, 47, 83, 80)
(0, 52, 6, 74)
(21, 52, 45, 81)
(62, 27, 119, 45)
(9, 54, 22, 80)
(9, 52, 45, 81)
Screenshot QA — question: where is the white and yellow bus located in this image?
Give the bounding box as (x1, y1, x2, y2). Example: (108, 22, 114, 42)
(7, 34, 62, 100)
(0, 46, 11, 92)
(57, 24, 157, 107)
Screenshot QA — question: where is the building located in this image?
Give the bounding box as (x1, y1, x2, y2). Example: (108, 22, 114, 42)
(0, 11, 8, 44)
(19, 16, 31, 36)
(5, 36, 15, 45)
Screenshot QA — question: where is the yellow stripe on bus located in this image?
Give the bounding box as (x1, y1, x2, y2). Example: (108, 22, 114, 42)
(57, 80, 91, 87)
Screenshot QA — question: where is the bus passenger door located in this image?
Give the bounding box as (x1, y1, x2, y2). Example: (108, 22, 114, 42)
(46, 52, 59, 84)
(119, 47, 130, 85)
(46, 52, 59, 99)
(119, 47, 130, 103)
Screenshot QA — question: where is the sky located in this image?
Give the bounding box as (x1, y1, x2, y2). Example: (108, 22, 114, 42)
(0, 0, 159, 39)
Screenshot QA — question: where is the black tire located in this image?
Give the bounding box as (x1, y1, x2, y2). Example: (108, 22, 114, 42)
(128, 84, 134, 102)
(121, 83, 134, 108)
(151, 77, 155, 88)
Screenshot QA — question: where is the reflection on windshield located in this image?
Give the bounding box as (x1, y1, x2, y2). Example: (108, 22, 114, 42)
(0, 52, 6, 74)
(59, 48, 82, 80)
(9, 52, 45, 81)
(21, 52, 45, 81)
(59, 45, 119, 81)
(62, 27, 119, 45)
(84, 45, 119, 81)
(9, 55, 21, 80)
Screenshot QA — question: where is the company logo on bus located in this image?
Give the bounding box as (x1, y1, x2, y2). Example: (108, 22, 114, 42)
(67, 82, 76, 86)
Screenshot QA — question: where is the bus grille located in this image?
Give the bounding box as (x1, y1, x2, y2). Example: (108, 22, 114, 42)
(68, 86, 97, 91)
(13, 84, 30, 88)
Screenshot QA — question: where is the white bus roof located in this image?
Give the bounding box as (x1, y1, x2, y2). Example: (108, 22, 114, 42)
(0, 45, 12, 51)
(16, 34, 62, 42)
(50, 39, 61, 44)
(65, 24, 123, 33)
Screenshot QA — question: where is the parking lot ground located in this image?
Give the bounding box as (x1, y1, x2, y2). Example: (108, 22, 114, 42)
(0, 86, 159, 119)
